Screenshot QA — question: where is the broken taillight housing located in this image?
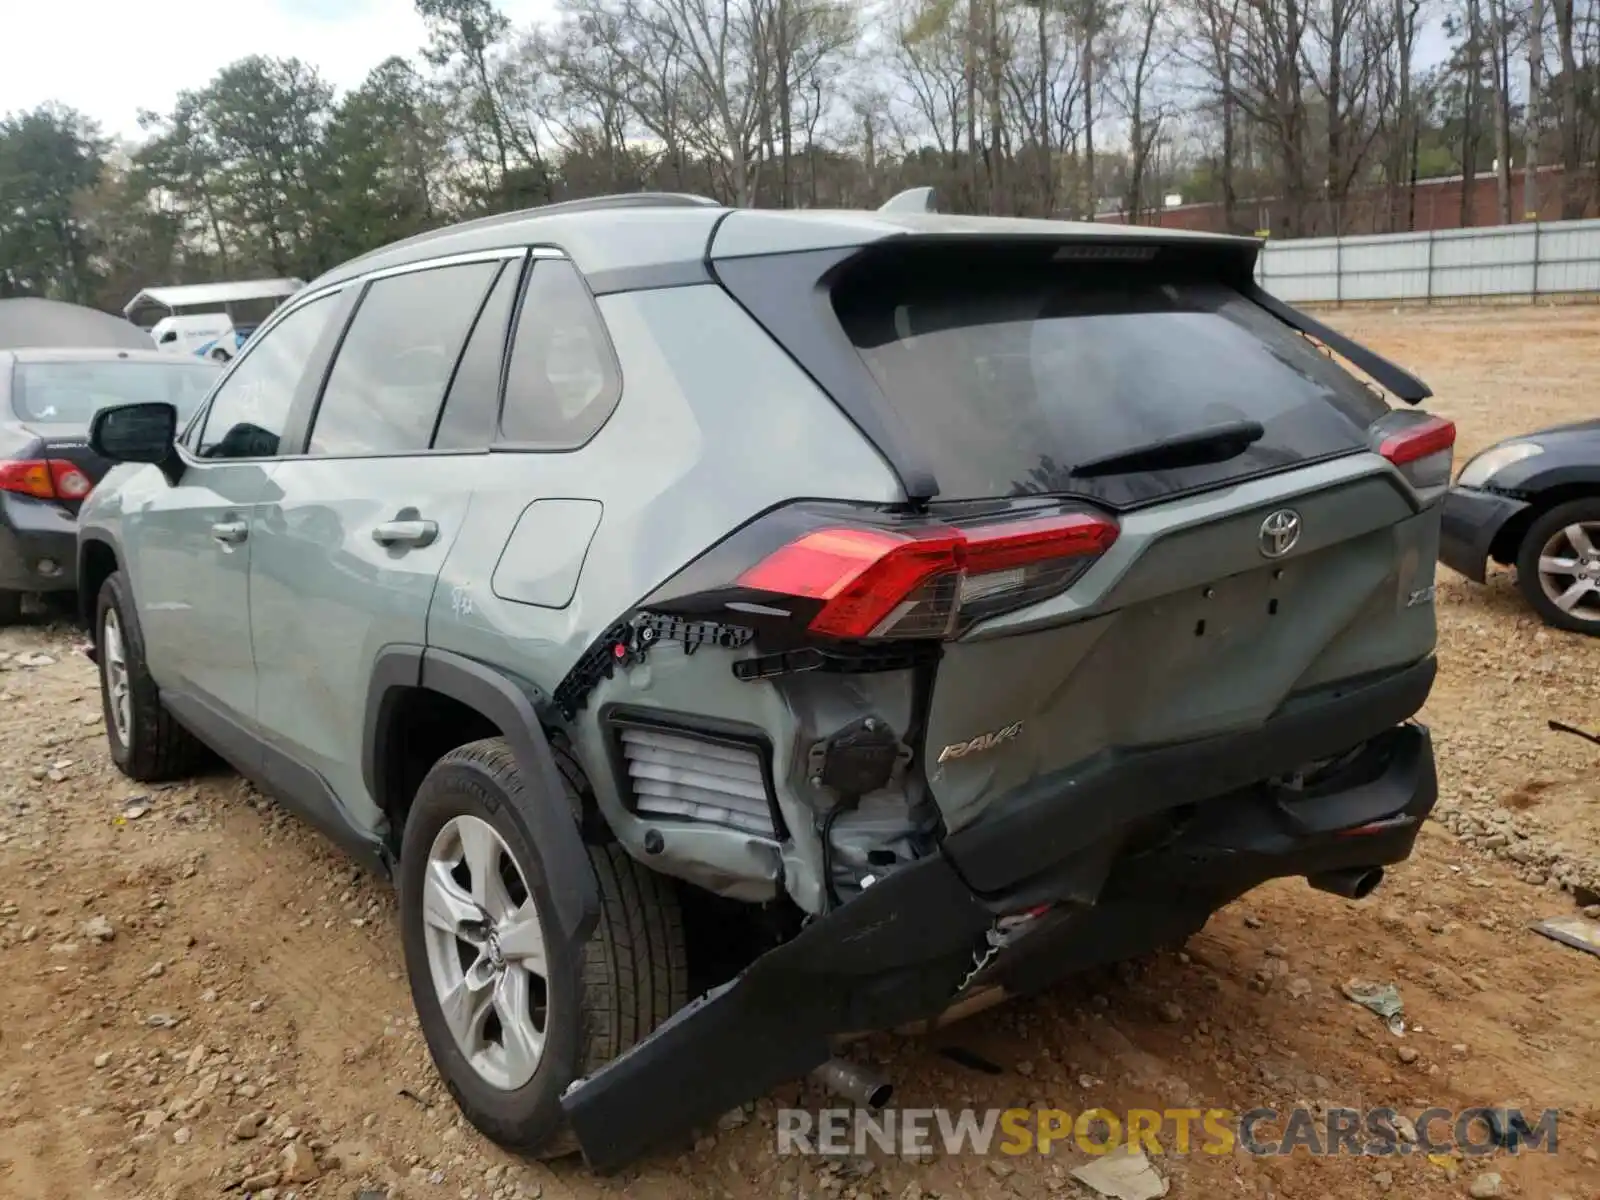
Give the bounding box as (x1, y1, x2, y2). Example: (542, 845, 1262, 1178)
(1371, 412, 1456, 496)
(708, 504, 1119, 640)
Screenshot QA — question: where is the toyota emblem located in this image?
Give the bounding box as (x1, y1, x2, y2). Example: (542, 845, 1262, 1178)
(1259, 509, 1302, 558)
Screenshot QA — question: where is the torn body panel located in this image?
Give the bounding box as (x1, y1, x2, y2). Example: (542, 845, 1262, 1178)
(565, 625, 932, 913)
(560, 664, 1439, 1172)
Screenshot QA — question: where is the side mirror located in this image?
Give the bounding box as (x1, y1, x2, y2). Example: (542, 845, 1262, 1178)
(89, 402, 181, 483)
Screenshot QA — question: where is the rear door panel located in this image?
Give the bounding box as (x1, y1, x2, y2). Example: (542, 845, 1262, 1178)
(250, 458, 473, 830)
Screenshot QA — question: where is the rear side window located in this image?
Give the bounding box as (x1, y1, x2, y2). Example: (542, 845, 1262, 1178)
(433, 261, 518, 451)
(835, 262, 1387, 507)
(499, 259, 620, 448)
(307, 260, 499, 457)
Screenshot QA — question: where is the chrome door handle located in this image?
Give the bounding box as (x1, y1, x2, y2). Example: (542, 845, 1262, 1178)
(211, 520, 248, 545)
(372, 519, 439, 548)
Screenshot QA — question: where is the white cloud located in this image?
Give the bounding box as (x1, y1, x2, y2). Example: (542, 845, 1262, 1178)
(0, 0, 554, 143)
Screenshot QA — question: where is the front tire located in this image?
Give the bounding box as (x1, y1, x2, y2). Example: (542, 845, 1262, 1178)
(0, 589, 21, 627)
(96, 572, 207, 780)
(1516, 499, 1600, 635)
(399, 738, 687, 1158)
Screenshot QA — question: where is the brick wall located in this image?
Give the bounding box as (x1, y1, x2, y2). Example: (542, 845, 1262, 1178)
(1097, 165, 1599, 236)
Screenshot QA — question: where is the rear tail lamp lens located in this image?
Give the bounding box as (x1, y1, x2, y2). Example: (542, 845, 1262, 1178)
(735, 509, 1118, 639)
(0, 459, 91, 501)
(1374, 413, 1455, 493)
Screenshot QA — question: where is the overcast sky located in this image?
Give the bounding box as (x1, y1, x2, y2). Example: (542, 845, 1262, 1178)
(0, 0, 554, 143)
(4, 0, 1454, 148)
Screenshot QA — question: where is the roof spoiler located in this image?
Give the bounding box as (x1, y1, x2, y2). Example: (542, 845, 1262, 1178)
(879, 187, 937, 214)
(1243, 282, 1433, 403)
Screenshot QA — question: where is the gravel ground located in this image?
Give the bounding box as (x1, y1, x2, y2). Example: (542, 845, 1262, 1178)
(1, 305, 1597, 1200)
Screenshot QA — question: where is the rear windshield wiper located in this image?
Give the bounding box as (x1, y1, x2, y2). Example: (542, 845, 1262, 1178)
(1068, 419, 1266, 479)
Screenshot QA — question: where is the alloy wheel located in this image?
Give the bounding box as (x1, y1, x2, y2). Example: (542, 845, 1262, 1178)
(102, 609, 132, 746)
(1536, 520, 1600, 625)
(420, 815, 550, 1090)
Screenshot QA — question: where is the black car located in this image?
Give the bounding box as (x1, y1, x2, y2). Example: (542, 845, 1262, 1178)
(1440, 418, 1600, 635)
(0, 348, 217, 623)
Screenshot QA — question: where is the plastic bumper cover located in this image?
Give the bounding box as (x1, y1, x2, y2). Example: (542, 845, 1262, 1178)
(1439, 485, 1527, 584)
(560, 656, 1438, 1171)
(0, 493, 77, 593)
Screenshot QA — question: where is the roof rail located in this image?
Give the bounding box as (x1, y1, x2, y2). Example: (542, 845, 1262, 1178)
(337, 192, 726, 270)
(531, 192, 723, 215)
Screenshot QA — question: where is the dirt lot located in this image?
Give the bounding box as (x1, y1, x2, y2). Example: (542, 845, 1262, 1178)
(1, 305, 1597, 1200)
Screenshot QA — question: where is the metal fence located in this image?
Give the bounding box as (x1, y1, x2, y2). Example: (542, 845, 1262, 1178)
(1255, 218, 1600, 305)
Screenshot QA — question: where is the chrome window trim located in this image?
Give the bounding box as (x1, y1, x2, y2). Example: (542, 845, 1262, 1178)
(179, 245, 571, 464)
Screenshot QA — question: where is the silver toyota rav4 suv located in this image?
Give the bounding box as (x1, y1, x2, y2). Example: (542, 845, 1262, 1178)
(77, 192, 1452, 1170)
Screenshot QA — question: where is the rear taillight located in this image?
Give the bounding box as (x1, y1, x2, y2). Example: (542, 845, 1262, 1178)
(734, 508, 1118, 639)
(0, 459, 90, 501)
(1374, 413, 1455, 494)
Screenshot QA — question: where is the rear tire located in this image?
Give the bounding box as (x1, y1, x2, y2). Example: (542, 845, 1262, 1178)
(0, 589, 21, 627)
(399, 737, 687, 1158)
(96, 572, 207, 780)
(1515, 498, 1600, 636)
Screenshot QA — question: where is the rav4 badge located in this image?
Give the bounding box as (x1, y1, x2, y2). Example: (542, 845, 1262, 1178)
(937, 721, 1025, 764)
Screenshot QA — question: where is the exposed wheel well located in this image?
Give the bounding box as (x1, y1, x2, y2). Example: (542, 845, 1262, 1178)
(372, 683, 784, 992)
(79, 540, 118, 627)
(1489, 485, 1600, 566)
(374, 686, 604, 853)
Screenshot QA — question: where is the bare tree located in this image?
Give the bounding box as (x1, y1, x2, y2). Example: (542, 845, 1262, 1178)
(1110, 0, 1171, 221)
(1552, 0, 1584, 215)
(1526, 0, 1545, 217)
(1486, 0, 1515, 222)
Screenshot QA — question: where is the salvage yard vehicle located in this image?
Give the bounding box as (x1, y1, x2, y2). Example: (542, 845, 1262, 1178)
(0, 348, 217, 624)
(76, 192, 1451, 1172)
(1440, 419, 1600, 635)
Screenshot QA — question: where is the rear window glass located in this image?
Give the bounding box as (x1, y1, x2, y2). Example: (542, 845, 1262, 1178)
(835, 265, 1387, 506)
(12, 360, 218, 426)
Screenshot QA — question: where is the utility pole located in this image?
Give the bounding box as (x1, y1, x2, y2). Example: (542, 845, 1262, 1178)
(1524, 0, 1543, 219)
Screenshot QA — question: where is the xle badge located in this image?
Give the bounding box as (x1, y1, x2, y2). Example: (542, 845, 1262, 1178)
(937, 721, 1024, 764)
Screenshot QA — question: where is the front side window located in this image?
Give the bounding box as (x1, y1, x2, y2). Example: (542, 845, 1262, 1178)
(499, 259, 620, 448)
(196, 294, 338, 460)
(307, 260, 500, 457)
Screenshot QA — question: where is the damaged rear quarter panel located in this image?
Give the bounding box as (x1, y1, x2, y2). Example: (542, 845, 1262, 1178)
(424, 284, 902, 899)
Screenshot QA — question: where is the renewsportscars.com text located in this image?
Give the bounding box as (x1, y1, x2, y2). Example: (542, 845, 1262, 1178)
(776, 1106, 1560, 1158)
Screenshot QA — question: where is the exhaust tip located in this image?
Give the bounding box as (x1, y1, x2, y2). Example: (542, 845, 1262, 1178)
(1352, 867, 1384, 899)
(810, 1058, 894, 1110)
(1307, 866, 1385, 900)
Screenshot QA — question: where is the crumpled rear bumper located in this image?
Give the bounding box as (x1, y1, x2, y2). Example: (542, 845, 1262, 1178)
(560, 657, 1438, 1171)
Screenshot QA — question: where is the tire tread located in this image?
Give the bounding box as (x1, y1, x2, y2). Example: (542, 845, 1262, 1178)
(98, 573, 207, 782)
(403, 736, 687, 1160)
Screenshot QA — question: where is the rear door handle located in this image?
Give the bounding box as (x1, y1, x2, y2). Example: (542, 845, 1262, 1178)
(372, 519, 439, 549)
(211, 520, 248, 545)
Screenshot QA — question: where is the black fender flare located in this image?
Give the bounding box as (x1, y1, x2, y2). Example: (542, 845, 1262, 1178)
(76, 529, 121, 624)
(363, 645, 600, 945)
